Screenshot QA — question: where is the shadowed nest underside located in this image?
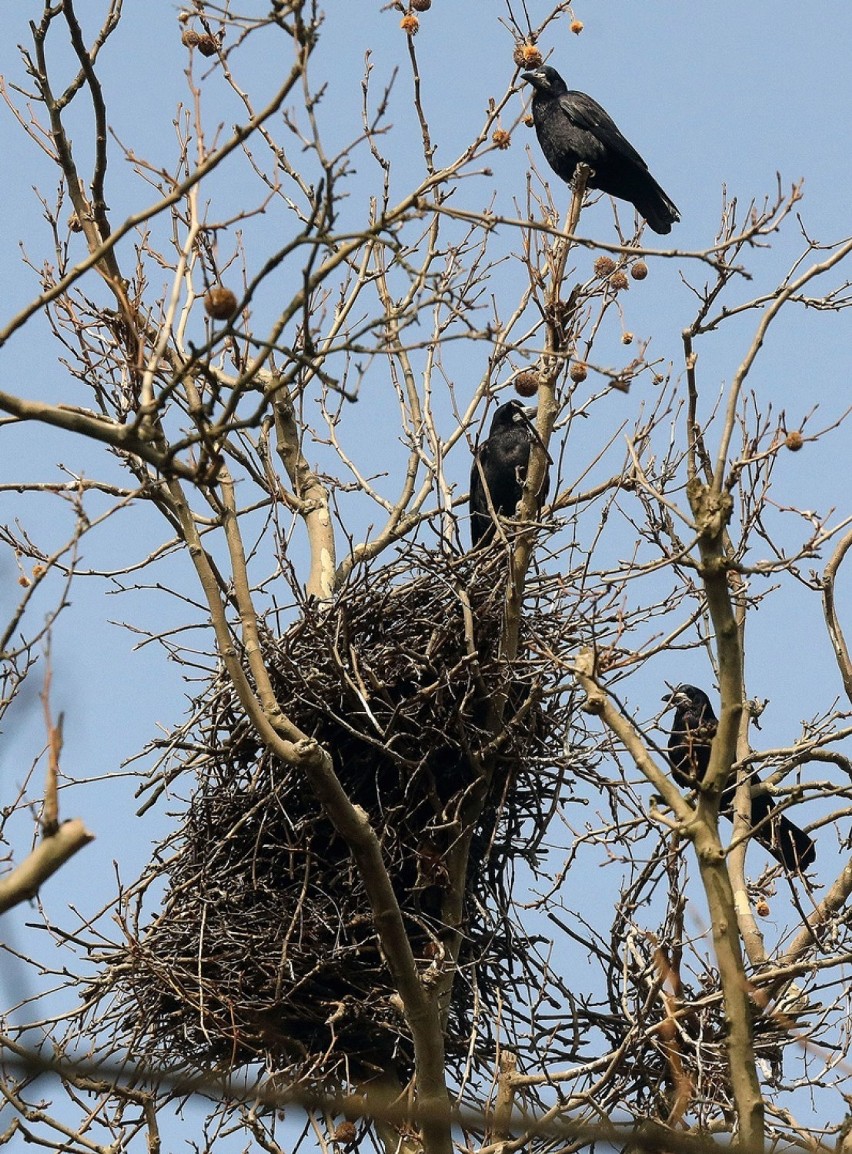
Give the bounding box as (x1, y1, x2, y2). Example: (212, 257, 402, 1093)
(90, 547, 583, 1084)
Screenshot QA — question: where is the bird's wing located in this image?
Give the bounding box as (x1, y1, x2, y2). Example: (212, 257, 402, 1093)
(560, 91, 648, 170)
(695, 714, 718, 743)
(668, 706, 716, 784)
(470, 441, 492, 501)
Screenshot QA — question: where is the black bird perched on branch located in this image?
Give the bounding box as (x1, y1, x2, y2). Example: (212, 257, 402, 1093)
(663, 685, 815, 871)
(469, 400, 549, 549)
(522, 65, 680, 235)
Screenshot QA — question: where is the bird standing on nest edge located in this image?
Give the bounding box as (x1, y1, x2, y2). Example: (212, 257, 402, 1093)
(469, 400, 550, 549)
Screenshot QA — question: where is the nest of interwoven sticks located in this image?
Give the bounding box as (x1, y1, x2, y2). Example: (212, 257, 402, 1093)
(94, 546, 583, 1084)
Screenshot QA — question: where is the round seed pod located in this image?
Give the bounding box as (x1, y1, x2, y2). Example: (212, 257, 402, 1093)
(196, 33, 219, 56)
(204, 286, 238, 320)
(514, 371, 540, 398)
(520, 43, 543, 68)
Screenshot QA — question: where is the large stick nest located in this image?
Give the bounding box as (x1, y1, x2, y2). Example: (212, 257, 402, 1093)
(92, 547, 584, 1084)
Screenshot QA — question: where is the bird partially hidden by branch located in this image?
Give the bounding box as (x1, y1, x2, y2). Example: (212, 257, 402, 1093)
(522, 64, 680, 236)
(469, 400, 550, 550)
(663, 685, 815, 871)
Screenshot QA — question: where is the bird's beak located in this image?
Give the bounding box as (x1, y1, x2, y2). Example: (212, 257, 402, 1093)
(521, 70, 540, 87)
(520, 405, 538, 420)
(662, 690, 687, 710)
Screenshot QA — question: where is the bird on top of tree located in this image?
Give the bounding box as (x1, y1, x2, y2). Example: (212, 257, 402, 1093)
(522, 64, 680, 235)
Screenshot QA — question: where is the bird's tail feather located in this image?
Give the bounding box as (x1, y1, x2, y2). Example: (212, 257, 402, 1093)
(751, 793, 816, 871)
(634, 177, 680, 236)
(769, 813, 816, 871)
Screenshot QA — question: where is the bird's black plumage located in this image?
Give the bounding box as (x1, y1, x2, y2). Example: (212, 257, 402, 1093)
(664, 685, 815, 871)
(522, 65, 680, 235)
(469, 400, 549, 549)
